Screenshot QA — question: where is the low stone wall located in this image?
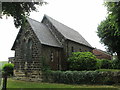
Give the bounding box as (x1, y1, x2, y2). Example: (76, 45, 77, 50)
(14, 70, 43, 82)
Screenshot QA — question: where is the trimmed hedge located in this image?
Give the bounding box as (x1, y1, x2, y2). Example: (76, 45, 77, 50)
(43, 70, 120, 85)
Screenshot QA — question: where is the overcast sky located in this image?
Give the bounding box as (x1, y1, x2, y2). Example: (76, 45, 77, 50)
(0, 0, 108, 61)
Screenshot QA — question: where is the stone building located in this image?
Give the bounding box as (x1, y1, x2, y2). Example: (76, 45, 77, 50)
(11, 15, 93, 81)
(8, 57, 15, 63)
(92, 49, 112, 60)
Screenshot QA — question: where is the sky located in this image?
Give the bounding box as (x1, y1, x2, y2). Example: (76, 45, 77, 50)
(0, 0, 108, 61)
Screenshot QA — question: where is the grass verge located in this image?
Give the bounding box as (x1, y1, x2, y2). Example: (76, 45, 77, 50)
(6, 78, 120, 89)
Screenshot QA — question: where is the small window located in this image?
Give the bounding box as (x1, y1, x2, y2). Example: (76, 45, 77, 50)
(22, 39, 26, 59)
(27, 39, 32, 61)
(71, 47, 74, 52)
(51, 52, 54, 62)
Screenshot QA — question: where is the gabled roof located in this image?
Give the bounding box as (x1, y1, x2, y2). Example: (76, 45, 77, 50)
(12, 15, 93, 50)
(27, 18, 62, 48)
(44, 15, 92, 48)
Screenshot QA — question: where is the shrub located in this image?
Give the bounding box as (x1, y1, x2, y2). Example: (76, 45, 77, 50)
(112, 58, 120, 69)
(43, 70, 120, 85)
(67, 52, 97, 71)
(2, 63, 14, 76)
(100, 59, 113, 69)
(96, 59, 102, 69)
(96, 59, 113, 69)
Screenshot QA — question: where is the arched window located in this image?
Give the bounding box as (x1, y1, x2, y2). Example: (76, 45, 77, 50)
(27, 39, 32, 61)
(71, 46, 74, 52)
(22, 39, 26, 60)
(50, 51, 54, 62)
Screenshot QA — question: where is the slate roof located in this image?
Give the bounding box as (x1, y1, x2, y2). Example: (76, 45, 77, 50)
(27, 18, 62, 48)
(44, 15, 92, 48)
(12, 15, 92, 50)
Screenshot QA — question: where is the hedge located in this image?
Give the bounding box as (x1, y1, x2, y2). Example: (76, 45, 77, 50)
(43, 70, 120, 85)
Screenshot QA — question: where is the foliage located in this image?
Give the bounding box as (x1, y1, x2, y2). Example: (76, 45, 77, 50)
(100, 59, 113, 69)
(1, 1, 47, 28)
(97, 2, 120, 60)
(2, 63, 14, 76)
(98, 59, 113, 69)
(67, 52, 97, 71)
(96, 59, 102, 69)
(43, 70, 120, 85)
(112, 58, 120, 69)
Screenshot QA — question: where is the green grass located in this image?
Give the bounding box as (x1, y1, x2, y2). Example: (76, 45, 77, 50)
(96, 69, 120, 72)
(6, 78, 120, 89)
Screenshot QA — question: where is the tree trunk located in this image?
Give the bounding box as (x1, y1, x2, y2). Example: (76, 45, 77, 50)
(2, 74, 7, 90)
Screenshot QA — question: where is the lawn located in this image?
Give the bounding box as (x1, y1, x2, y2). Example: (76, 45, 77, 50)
(6, 78, 120, 90)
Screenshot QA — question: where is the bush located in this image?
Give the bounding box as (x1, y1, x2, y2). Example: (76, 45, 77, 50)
(96, 59, 113, 69)
(2, 63, 14, 76)
(67, 52, 97, 71)
(100, 59, 113, 69)
(112, 58, 120, 69)
(43, 70, 120, 85)
(96, 59, 102, 69)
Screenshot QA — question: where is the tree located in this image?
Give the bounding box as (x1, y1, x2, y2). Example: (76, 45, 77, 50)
(2, 63, 14, 90)
(97, 2, 120, 60)
(1, 1, 47, 28)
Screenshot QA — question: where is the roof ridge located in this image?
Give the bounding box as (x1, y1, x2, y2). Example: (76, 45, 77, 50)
(44, 14, 92, 48)
(44, 15, 79, 33)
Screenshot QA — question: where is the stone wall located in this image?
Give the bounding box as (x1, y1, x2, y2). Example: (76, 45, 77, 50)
(66, 40, 93, 57)
(42, 17, 69, 70)
(13, 23, 43, 81)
